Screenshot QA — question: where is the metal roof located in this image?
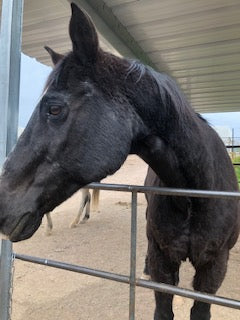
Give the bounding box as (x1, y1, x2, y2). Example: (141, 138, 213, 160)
(2, 0, 240, 113)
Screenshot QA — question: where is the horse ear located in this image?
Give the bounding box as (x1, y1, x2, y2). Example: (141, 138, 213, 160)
(44, 46, 64, 65)
(69, 3, 99, 64)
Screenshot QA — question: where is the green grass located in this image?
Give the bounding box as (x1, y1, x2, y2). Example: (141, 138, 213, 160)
(232, 155, 240, 163)
(235, 167, 240, 186)
(232, 155, 240, 186)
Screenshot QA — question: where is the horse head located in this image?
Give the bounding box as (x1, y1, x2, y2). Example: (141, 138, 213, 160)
(0, 3, 149, 241)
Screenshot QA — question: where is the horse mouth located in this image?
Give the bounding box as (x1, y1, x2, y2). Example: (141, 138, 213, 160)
(9, 212, 42, 242)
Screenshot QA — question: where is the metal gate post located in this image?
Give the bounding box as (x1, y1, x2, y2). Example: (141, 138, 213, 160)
(0, 0, 24, 168)
(0, 240, 13, 320)
(129, 192, 137, 320)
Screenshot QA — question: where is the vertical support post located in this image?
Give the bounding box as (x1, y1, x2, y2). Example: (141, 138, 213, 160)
(129, 192, 137, 320)
(0, 240, 13, 320)
(0, 0, 24, 168)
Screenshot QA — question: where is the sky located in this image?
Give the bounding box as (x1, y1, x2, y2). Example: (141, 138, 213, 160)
(19, 53, 51, 128)
(19, 53, 240, 138)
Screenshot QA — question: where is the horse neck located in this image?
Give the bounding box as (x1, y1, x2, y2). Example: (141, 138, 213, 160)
(136, 106, 217, 190)
(132, 91, 206, 188)
(112, 61, 233, 190)
(97, 57, 207, 187)
(137, 133, 189, 188)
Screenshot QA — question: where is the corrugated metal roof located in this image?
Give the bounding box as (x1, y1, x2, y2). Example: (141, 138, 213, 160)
(21, 0, 124, 62)
(1, 0, 240, 113)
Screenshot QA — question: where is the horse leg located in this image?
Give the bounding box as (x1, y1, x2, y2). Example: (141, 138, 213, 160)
(70, 189, 91, 228)
(142, 253, 150, 279)
(81, 190, 91, 223)
(91, 189, 100, 212)
(148, 239, 180, 320)
(190, 249, 229, 320)
(141, 244, 151, 280)
(45, 213, 53, 236)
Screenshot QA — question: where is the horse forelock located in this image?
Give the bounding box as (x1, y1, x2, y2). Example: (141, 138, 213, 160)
(44, 57, 67, 92)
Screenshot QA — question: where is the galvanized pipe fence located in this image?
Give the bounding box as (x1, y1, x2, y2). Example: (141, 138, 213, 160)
(1, 182, 240, 320)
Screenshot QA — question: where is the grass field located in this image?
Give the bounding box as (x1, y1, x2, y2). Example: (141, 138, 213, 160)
(232, 155, 240, 186)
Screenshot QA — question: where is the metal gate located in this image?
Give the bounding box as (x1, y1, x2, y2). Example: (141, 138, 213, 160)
(1, 182, 240, 320)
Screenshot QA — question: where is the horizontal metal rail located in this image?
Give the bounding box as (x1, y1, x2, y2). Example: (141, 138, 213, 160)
(14, 253, 240, 310)
(87, 182, 240, 199)
(226, 145, 240, 148)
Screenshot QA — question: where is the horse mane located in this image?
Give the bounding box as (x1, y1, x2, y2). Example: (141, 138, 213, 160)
(43, 55, 71, 93)
(196, 112, 208, 123)
(147, 67, 190, 114)
(126, 59, 146, 83)
(127, 59, 197, 123)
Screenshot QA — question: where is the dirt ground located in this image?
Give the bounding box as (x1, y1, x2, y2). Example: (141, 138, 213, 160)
(11, 155, 240, 320)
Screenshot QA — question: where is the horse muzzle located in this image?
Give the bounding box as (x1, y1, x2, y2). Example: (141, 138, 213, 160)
(7, 212, 43, 242)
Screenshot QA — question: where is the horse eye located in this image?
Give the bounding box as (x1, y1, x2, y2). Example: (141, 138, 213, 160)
(49, 105, 62, 116)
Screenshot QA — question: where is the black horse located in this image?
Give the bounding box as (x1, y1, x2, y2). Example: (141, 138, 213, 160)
(0, 3, 239, 320)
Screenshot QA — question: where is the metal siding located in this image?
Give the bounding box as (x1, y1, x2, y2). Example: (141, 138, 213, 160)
(1, 0, 240, 113)
(107, 0, 240, 113)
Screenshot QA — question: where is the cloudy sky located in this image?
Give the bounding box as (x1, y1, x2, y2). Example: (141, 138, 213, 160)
(19, 53, 51, 127)
(19, 53, 240, 138)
